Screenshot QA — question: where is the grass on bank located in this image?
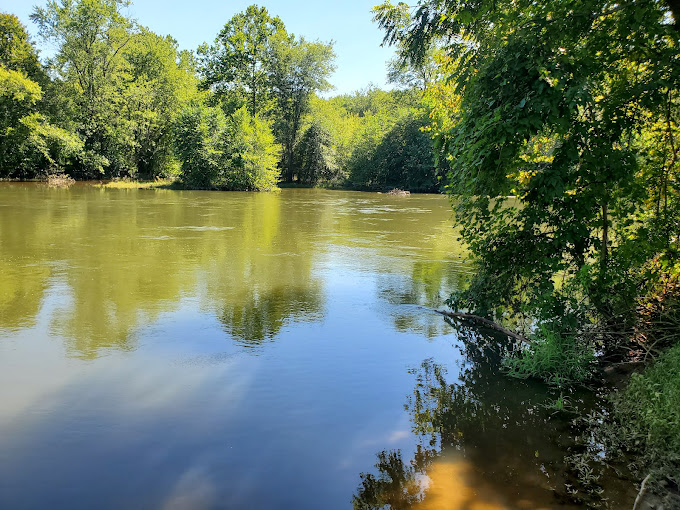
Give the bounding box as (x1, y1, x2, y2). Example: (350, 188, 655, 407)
(503, 325, 596, 387)
(614, 344, 680, 488)
(96, 178, 176, 189)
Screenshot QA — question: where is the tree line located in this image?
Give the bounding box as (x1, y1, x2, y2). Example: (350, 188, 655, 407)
(0, 0, 445, 192)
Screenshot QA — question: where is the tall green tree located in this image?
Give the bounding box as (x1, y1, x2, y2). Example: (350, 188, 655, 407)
(31, 0, 200, 178)
(270, 35, 335, 182)
(173, 103, 280, 191)
(293, 119, 338, 185)
(0, 12, 86, 178)
(375, 0, 680, 343)
(118, 29, 201, 177)
(198, 5, 284, 116)
(31, 0, 136, 175)
(0, 13, 44, 82)
(350, 114, 440, 192)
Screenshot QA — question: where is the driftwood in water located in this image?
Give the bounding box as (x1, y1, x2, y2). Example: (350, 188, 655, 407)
(434, 309, 530, 344)
(386, 188, 410, 196)
(46, 173, 75, 187)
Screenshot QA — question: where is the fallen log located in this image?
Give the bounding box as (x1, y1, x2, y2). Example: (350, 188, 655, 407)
(434, 309, 530, 344)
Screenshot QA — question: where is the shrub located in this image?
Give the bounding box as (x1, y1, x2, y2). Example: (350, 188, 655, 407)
(503, 324, 596, 387)
(173, 104, 280, 191)
(614, 344, 680, 485)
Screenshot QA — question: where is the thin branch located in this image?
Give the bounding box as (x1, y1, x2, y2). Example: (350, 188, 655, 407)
(632, 474, 651, 510)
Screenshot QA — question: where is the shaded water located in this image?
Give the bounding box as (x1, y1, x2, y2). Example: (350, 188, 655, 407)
(0, 184, 634, 509)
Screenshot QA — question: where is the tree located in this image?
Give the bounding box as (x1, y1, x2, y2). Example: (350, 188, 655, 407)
(173, 103, 227, 188)
(294, 119, 338, 185)
(225, 106, 280, 191)
(386, 46, 443, 91)
(118, 28, 201, 177)
(173, 103, 280, 190)
(0, 66, 43, 176)
(198, 5, 284, 116)
(0, 13, 86, 178)
(269, 35, 335, 182)
(31, 0, 136, 176)
(374, 0, 680, 347)
(350, 114, 440, 192)
(0, 13, 44, 82)
(31, 0, 201, 178)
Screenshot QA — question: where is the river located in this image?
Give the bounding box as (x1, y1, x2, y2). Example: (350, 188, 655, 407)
(0, 184, 635, 509)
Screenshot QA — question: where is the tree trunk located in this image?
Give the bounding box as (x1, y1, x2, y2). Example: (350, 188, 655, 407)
(434, 309, 530, 344)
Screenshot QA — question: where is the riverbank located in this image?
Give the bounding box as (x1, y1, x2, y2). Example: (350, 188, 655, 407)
(584, 345, 680, 508)
(44, 177, 442, 194)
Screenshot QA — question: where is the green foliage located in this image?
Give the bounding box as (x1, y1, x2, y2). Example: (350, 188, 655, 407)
(0, 66, 43, 177)
(293, 87, 443, 191)
(503, 325, 596, 387)
(172, 103, 226, 188)
(198, 4, 284, 116)
(173, 103, 279, 191)
(349, 114, 440, 192)
(305, 94, 360, 173)
(574, 345, 680, 502)
(31, 0, 135, 176)
(119, 29, 201, 178)
(227, 106, 280, 191)
(613, 344, 680, 483)
(198, 5, 335, 183)
(375, 0, 680, 355)
(31, 0, 199, 178)
(18, 112, 87, 173)
(0, 15, 87, 178)
(0, 13, 44, 82)
(386, 46, 444, 91)
(270, 34, 335, 182)
(0, 65, 88, 177)
(293, 119, 339, 185)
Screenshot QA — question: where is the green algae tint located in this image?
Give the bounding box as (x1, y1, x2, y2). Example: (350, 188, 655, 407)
(0, 184, 634, 509)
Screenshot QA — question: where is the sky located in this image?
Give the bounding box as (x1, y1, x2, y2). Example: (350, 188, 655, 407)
(2, 0, 398, 96)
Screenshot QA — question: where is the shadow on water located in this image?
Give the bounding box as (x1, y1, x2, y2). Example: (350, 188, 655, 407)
(352, 323, 637, 510)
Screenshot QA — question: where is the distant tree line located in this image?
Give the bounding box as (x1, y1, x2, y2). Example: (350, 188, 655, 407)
(0, 0, 445, 192)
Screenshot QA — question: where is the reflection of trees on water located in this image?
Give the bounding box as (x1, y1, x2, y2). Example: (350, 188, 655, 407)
(354, 327, 583, 509)
(0, 187, 329, 358)
(219, 285, 324, 347)
(0, 267, 50, 331)
(0, 186, 463, 357)
(354, 447, 438, 510)
(377, 259, 471, 338)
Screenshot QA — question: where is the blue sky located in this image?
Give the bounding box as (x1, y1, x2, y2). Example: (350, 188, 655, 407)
(3, 0, 397, 96)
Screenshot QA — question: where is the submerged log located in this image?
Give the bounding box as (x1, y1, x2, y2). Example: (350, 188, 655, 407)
(434, 309, 530, 344)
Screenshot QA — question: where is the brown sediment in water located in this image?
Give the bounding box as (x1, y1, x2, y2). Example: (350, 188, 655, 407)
(412, 458, 571, 510)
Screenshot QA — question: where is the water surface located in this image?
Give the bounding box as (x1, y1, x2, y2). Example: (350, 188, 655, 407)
(0, 185, 633, 509)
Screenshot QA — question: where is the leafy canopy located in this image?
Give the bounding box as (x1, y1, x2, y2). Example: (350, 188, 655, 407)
(374, 0, 680, 339)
